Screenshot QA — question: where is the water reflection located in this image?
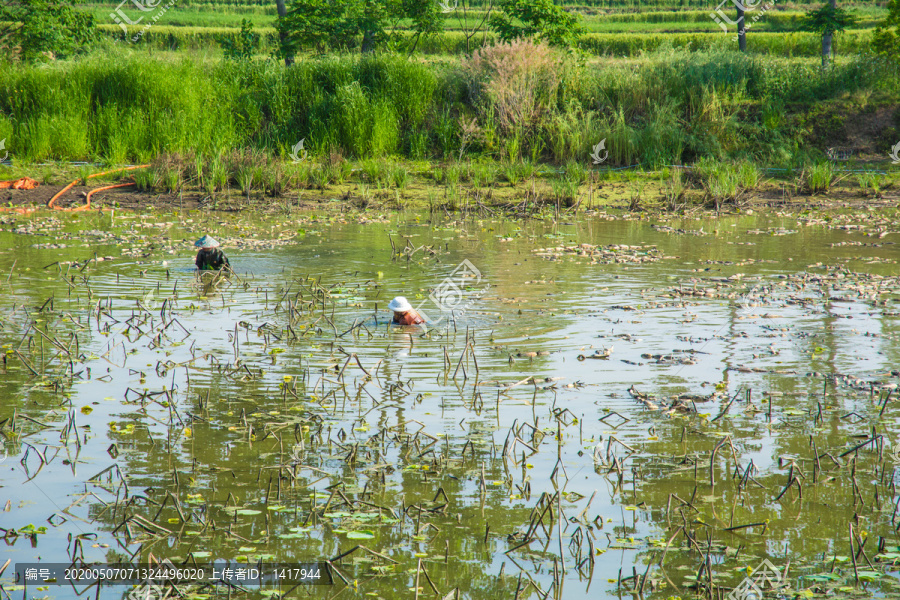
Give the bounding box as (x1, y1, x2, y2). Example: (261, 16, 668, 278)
(2, 210, 900, 598)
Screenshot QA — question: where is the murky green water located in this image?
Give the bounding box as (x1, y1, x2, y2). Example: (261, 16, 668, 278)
(3, 207, 900, 599)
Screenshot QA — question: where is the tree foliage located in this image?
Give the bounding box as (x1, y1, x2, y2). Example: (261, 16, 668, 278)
(218, 18, 260, 60)
(873, 0, 900, 59)
(798, 3, 855, 36)
(277, 0, 442, 56)
(402, 0, 443, 52)
(0, 0, 96, 61)
(489, 0, 583, 48)
(277, 0, 345, 55)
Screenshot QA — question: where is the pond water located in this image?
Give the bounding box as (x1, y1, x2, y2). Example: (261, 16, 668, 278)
(2, 207, 900, 599)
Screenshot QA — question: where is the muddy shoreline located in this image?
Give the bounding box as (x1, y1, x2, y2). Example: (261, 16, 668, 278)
(3, 180, 898, 215)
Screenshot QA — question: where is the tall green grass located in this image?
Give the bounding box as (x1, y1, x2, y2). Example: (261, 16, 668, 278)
(696, 158, 761, 205)
(0, 46, 896, 166)
(801, 162, 836, 193)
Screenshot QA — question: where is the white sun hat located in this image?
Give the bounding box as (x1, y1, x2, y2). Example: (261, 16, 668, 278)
(194, 235, 220, 249)
(388, 297, 413, 312)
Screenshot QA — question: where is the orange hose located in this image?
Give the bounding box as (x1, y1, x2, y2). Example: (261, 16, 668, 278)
(0, 207, 37, 214)
(82, 183, 135, 211)
(47, 181, 78, 209)
(48, 164, 150, 210)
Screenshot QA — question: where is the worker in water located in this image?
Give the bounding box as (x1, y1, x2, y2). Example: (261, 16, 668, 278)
(194, 235, 230, 271)
(389, 297, 424, 325)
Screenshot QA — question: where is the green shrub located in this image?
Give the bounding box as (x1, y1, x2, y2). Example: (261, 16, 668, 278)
(551, 176, 579, 206)
(564, 159, 588, 185)
(162, 166, 182, 193)
(697, 157, 740, 203)
(389, 163, 410, 189)
(310, 165, 329, 189)
(472, 162, 497, 187)
(133, 168, 157, 192)
(802, 162, 836, 193)
(545, 109, 602, 164)
(602, 108, 638, 166)
(236, 166, 254, 195)
(286, 162, 310, 188)
(211, 158, 229, 192)
(263, 164, 284, 196)
(361, 159, 387, 184)
(737, 161, 761, 189)
(441, 164, 462, 186)
(637, 100, 685, 168)
(661, 168, 687, 211)
(856, 171, 885, 195)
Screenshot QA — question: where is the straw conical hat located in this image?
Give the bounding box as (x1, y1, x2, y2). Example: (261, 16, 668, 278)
(194, 235, 220, 249)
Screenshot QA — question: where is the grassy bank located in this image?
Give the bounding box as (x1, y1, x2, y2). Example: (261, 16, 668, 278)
(1, 44, 897, 169)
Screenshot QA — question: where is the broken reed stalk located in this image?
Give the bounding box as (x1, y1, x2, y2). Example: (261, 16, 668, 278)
(709, 436, 729, 490)
(878, 390, 894, 419)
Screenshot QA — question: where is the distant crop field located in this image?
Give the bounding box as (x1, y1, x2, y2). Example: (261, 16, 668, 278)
(87, 0, 885, 58)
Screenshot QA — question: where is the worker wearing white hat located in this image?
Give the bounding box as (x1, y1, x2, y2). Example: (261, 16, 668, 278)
(388, 296, 424, 325)
(195, 235, 230, 271)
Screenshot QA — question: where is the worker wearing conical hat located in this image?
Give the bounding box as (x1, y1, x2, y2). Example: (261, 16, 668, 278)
(194, 235, 230, 271)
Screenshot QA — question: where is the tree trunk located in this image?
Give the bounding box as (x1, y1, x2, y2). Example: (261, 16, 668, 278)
(361, 29, 376, 53)
(275, 0, 293, 66)
(822, 0, 837, 68)
(822, 31, 833, 68)
(737, 7, 746, 52)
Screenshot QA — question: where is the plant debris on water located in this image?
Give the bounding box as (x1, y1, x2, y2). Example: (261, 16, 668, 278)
(4, 203, 900, 600)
